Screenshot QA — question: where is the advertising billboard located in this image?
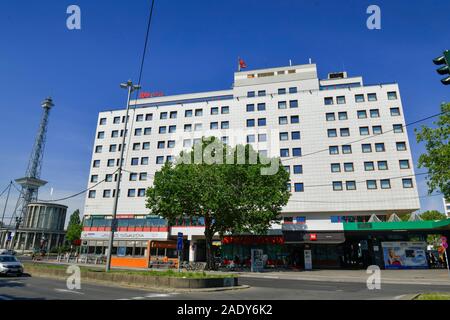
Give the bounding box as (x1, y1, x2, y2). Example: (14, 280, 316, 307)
(381, 242, 428, 269)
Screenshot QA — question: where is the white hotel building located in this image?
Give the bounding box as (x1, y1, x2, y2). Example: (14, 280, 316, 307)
(82, 63, 420, 267)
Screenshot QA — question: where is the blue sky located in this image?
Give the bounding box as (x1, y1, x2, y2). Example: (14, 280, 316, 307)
(0, 0, 449, 223)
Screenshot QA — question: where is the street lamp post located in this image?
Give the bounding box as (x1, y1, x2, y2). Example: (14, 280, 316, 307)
(9, 217, 22, 251)
(105, 80, 141, 272)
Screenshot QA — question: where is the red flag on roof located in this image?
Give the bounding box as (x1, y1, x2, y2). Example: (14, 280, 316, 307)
(238, 58, 247, 71)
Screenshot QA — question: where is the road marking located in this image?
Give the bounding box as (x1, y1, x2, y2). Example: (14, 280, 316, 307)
(263, 276, 280, 279)
(394, 295, 406, 300)
(54, 288, 85, 295)
(0, 296, 13, 301)
(145, 293, 171, 298)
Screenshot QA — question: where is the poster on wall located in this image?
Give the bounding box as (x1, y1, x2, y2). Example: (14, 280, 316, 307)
(381, 242, 428, 269)
(304, 249, 312, 270)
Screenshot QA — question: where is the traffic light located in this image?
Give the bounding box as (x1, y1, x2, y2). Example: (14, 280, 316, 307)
(433, 50, 450, 85)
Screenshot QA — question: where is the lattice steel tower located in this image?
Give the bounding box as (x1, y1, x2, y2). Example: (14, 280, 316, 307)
(12, 97, 54, 225)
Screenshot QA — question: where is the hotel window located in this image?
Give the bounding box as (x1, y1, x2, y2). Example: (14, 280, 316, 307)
(280, 132, 289, 141)
(221, 121, 229, 129)
(259, 150, 268, 157)
(257, 103, 266, 111)
(185, 110, 193, 117)
(168, 125, 176, 133)
(247, 135, 255, 143)
(357, 110, 367, 119)
(88, 190, 96, 199)
(246, 104, 255, 112)
(324, 97, 334, 105)
(372, 125, 383, 135)
(280, 149, 290, 157)
(381, 179, 391, 189)
(131, 158, 139, 166)
(134, 128, 142, 136)
(402, 178, 413, 188)
(364, 162, 375, 171)
(103, 190, 112, 198)
(138, 189, 146, 197)
(132, 143, 140, 151)
(144, 127, 152, 135)
(167, 140, 175, 148)
(333, 181, 343, 191)
(292, 148, 302, 157)
(210, 122, 219, 130)
(396, 142, 407, 151)
(390, 107, 401, 116)
(355, 94, 365, 103)
(145, 113, 153, 121)
(156, 156, 164, 164)
(170, 111, 178, 119)
(221, 106, 229, 114)
(338, 112, 348, 120)
(246, 119, 255, 127)
(346, 181, 357, 190)
(337, 96, 346, 105)
(387, 91, 398, 100)
(329, 146, 339, 155)
(289, 87, 297, 94)
(368, 93, 377, 101)
(399, 159, 410, 169)
(136, 114, 144, 122)
(95, 146, 102, 153)
(375, 143, 385, 152)
(99, 118, 107, 125)
(130, 173, 138, 181)
(344, 163, 354, 172)
(278, 88, 286, 95)
(393, 124, 403, 133)
(294, 183, 304, 192)
(211, 107, 219, 115)
(289, 100, 298, 108)
(278, 101, 287, 109)
(160, 112, 168, 120)
(195, 109, 203, 117)
(109, 145, 117, 152)
(331, 163, 341, 173)
(90, 175, 98, 183)
(93, 160, 100, 168)
(291, 131, 301, 140)
(326, 113, 336, 121)
(258, 90, 266, 97)
(193, 138, 201, 145)
(184, 124, 192, 132)
(247, 91, 255, 98)
(291, 115, 299, 124)
(284, 166, 290, 173)
(159, 126, 167, 134)
(342, 145, 352, 154)
(113, 116, 121, 124)
(183, 139, 192, 148)
(97, 131, 105, 139)
(359, 127, 369, 136)
(293, 165, 303, 174)
(105, 174, 113, 182)
(128, 189, 136, 197)
(157, 141, 165, 149)
(340, 128, 350, 137)
(258, 118, 267, 126)
(370, 109, 380, 118)
(367, 180, 377, 190)
(258, 134, 267, 142)
(362, 144, 372, 153)
(328, 129, 337, 138)
(378, 161, 388, 170)
(286, 184, 291, 192)
(111, 130, 119, 138)
(140, 173, 147, 181)
(279, 116, 288, 125)
(194, 123, 203, 131)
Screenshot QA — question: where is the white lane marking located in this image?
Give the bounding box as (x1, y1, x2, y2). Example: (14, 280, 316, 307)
(132, 296, 146, 300)
(263, 276, 279, 279)
(145, 293, 170, 298)
(0, 296, 13, 301)
(394, 295, 406, 300)
(54, 288, 85, 295)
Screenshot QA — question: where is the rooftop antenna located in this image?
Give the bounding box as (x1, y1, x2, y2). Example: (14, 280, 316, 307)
(309, 58, 312, 64)
(289, 59, 292, 66)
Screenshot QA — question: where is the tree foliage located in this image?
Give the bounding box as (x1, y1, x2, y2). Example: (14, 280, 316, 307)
(146, 137, 291, 269)
(415, 103, 450, 199)
(66, 209, 82, 245)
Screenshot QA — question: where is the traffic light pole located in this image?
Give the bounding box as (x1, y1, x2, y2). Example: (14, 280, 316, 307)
(433, 50, 450, 85)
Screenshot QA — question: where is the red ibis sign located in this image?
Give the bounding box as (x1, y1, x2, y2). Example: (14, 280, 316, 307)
(139, 91, 164, 99)
(309, 233, 317, 241)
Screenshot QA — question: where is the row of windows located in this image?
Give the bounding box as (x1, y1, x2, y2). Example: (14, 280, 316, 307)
(332, 178, 413, 191)
(328, 142, 407, 155)
(326, 108, 401, 121)
(330, 159, 410, 172)
(88, 188, 147, 199)
(326, 124, 403, 138)
(324, 91, 397, 106)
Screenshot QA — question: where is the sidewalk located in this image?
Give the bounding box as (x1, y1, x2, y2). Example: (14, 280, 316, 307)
(237, 269, 450, 286)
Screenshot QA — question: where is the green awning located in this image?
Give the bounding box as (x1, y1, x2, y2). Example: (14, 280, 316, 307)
(343, 218, 450, 231)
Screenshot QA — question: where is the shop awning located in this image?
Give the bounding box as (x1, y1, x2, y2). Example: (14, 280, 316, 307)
(343, 218, 450, 232)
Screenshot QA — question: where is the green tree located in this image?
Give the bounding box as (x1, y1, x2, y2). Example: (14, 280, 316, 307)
(146, 137, 291, 270)
(415, 103, 450, 199)
(65, 209, 82, 245)
(420, 210, 447, 221)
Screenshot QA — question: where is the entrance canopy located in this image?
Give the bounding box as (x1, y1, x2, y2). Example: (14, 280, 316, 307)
(343, 218, 450, 232)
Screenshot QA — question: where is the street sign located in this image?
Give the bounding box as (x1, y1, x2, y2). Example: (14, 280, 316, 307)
(177, 232, 183, 252)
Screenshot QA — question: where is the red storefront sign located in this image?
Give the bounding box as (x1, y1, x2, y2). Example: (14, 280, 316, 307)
(309, 233, 317, 241)
(139, 91, 164, 99)
(222, 235, 284, 245)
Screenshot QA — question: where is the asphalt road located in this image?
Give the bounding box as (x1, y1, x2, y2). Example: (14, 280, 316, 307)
(1, 275, 450, 300)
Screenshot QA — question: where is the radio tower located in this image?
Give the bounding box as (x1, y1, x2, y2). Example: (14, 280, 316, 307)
(11, 97, 54, 226)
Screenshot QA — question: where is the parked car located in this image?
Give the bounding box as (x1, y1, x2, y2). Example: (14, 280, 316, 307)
(0, 255, 24, 276)
(0, 249, 16, 256)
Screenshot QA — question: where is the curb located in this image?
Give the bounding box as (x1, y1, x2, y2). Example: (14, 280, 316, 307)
(397, 293, 421, 300)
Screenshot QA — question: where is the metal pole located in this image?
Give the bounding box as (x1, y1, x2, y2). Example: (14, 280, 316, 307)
(105, 80, 139, 272)
(1, 182, 12, 227)
(444, 249, 450, 279)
